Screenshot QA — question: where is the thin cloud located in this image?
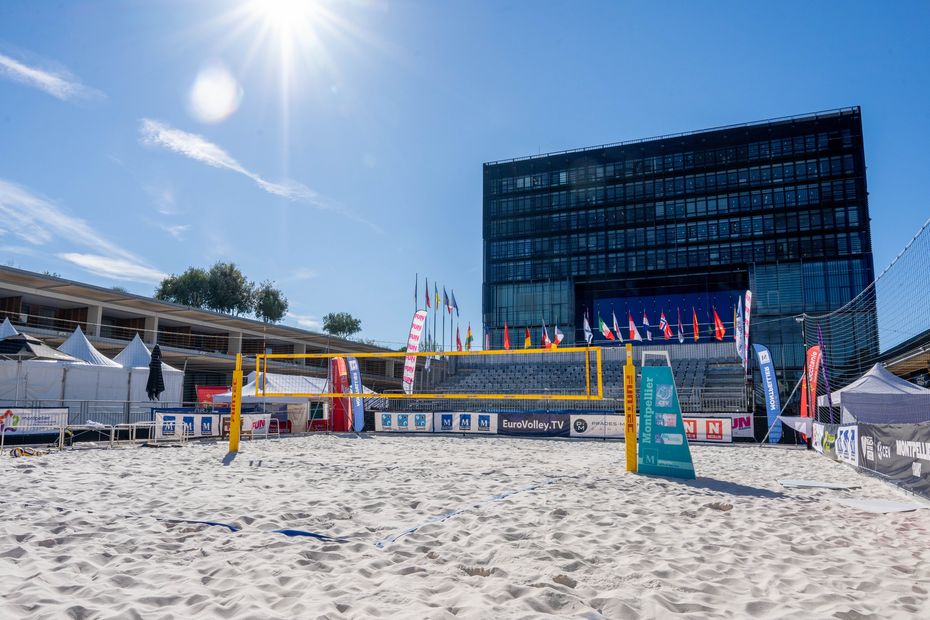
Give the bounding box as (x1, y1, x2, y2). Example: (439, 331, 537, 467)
(138, 118, 382, 232)
(287, 267, 319, 281)
(286, 311, 322, 331)
(158, 223, 190, 241)
(0, 179, 166, 284)
(58, 253, 166, 283)
(0, 51, 104, 101)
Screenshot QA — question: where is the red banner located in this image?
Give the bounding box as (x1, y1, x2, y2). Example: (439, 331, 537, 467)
(799, 345, 822, 440)
(196, 385, 229, 408)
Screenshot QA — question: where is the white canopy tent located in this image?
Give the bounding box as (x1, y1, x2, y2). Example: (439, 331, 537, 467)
(114, 334, 184, 409)
(0, 317, 19, 339)
(818, 363, 930, 424)
(214, 371, 381, 405)
(57, 326, 129, 404)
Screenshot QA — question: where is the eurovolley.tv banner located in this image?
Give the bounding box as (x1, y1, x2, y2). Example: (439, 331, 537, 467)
(858, 422, 930, 500)
(754, 344, 781, 444)
(637, 366, 695, 479)
(497, 413, 570, 437)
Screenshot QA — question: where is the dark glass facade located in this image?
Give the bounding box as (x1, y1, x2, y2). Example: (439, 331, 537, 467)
(482, 107, 875, 382)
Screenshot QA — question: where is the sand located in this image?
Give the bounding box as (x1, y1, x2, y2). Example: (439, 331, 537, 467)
(2, 434, 929, 619)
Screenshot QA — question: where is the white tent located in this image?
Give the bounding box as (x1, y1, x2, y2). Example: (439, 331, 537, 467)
(57, 326, 129, 404)
(0, 317, 19, 339)
(818, 363, 930, 424)
(214, 371, 380, 404)
(58, 326, 121, 367)
(114, 335, 184, 409)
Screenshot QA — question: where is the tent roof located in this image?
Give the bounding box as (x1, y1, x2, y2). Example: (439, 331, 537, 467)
(0, 318, 19, 339)
(0, 333, 82, 362)
(214, 371, 377, 403)
(819, 363, 930, 406)
(113, 334, 181, 372)
(58, 326, 122, 367)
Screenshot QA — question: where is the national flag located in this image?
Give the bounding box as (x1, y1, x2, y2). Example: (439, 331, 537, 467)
(434, 282, 439, 309)
(713, 308, 726, 341)
(456, 326, 462, 351)
(643, 311, 652, 341)
(443, 287, 451, 314)
(465, 324, 473, 351)
(542, 321, 552, 348)
(425, 277, 431, 308)
(612, 310, 624, 342)
(583, 314, 593, 345)
(524, 326, 532, 349)
(659, 311, 672, 340)
(677, 308, 684, 344)
(628, 312, 642, 341)
(451, 290, 459, 317)
(503, 322, 510, 350)
(598, 315, 616, 340)
(692, 308, 699, 342)
(553, 325, 564, 346)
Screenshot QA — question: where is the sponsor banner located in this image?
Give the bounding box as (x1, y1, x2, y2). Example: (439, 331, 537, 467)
(637, 366, 696, 479)
(859, 422, 930, 500)
(195, 385, 229, 408)
(835, 424, 859, 467)
(0, 407, 68, 435)
(570, 414, 624, 438)
(241, 413, 272, 437)
(402, 310, 428, 395)
(682, 417, 732, 443)
(436, 412, 498, 434)
(376, 412, 434, 433)
(497, 413, 569, 437)
(754, 344, 781, 444)
(731, 413, 754, 439)
(743, 290, 752, 369)
(346, 357, 366, 433)
(155, 411, 220, 439)
(813, 422, 825, 454)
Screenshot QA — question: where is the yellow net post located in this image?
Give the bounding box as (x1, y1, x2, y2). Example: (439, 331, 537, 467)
(228, 353, 243, 454)
(623, 343, 637, 472)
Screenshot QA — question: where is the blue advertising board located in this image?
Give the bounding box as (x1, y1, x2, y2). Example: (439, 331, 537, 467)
(637, 366, 695, 479)
(497, 413, 570, 437)
(346, 357, 366, 432)
(754, 344, 782, 443)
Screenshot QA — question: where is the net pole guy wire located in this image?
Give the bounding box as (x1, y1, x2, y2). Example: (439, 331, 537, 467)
(254, 347, 604, 401)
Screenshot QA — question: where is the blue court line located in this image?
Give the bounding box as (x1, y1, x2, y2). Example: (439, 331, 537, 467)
(373, 479, 555, 548)
(162, 479, 554, 548)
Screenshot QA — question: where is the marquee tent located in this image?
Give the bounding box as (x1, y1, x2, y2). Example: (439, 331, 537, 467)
(58, 326, 121, 367)
(57, 326, 128, 404)
(818, 363, 930, 424)
(114, 334, 183, 408)
(0, 317, 19, 339)
(0, 332, 83, 401)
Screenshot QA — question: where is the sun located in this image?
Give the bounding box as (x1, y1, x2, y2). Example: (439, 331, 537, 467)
(246, 0, 325, 45)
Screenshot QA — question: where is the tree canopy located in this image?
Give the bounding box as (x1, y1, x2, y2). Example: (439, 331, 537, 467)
(322, 312, 362, 339)
(154, 262, 288, 323)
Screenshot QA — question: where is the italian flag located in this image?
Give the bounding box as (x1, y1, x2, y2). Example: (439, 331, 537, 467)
(598, 316, 616, 340)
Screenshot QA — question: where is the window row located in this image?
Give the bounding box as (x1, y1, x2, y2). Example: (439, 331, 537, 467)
(489, 155, 856, 216)
(487, 206, 865, 260)
(487, 233, 869, 282)
(491, 129, 856, 194)
(487, 183, 861, 238)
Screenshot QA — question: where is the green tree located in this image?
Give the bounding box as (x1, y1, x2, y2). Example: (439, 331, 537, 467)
(155, 267, 210, 307)
(322, 312, 362, 339)
(254, 280, 289, 323)
(206, 262, 253, 315)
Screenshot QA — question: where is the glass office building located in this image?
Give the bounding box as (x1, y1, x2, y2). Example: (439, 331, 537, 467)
(483, 107, 875, 380)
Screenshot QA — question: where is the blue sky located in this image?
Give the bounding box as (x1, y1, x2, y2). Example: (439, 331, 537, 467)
(1, 1, 928, 347)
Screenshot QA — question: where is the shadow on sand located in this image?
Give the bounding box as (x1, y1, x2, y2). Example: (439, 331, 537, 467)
(669, 476, 787, 499)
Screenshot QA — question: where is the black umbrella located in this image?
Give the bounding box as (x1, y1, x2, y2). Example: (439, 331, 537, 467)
(146, 344, 166, 401)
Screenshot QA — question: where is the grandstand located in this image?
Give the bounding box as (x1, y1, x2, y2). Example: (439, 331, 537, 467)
(394, 342, 747, 415)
